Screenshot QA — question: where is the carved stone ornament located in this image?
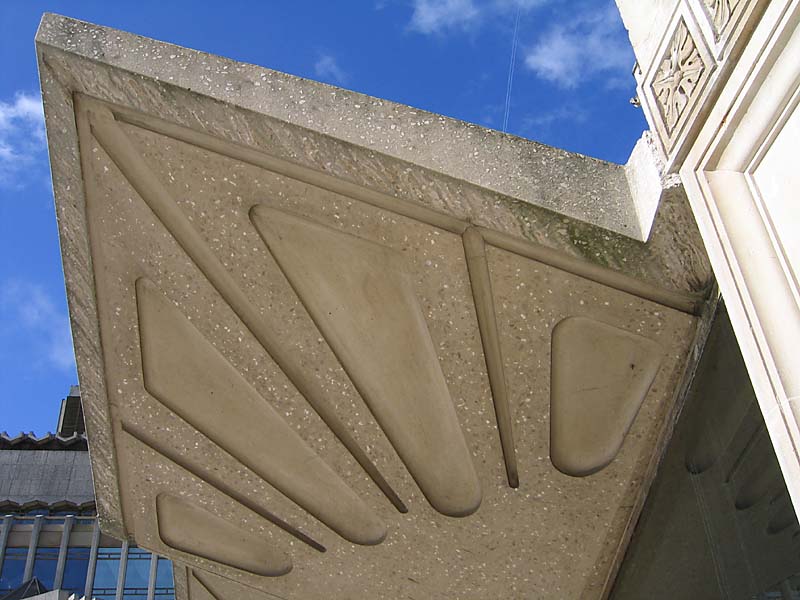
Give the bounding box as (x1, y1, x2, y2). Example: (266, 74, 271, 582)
(652, 19, 706, 134)
(703, 0, 742, 38)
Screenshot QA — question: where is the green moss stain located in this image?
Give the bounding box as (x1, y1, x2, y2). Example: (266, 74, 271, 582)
(563, 220, 641, 270)
(505, 196, 645, 273)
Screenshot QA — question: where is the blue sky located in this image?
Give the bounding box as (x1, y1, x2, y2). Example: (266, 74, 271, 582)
(0, 0, 645, 435)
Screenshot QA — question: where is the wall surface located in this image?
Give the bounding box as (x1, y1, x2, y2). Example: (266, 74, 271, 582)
(616, 0, 679, 72)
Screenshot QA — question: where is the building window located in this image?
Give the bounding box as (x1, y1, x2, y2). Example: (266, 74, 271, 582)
(32, 546, 59, 589)
(122, 547, 151, 597)
(0, 517, 175, 598)
(62, 546, 90, 596)
(155, 557, 175, 600)
(0, 547, 27, 592)
(92, 546, 122, 600)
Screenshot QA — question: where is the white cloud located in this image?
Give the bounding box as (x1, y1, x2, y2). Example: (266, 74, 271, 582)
(0, 91, 47, 188)
(314, 54, 349, 85)
(0, 93, 44, 133)
(524, 2, 633, 89)
(409, 0, 481, 34)
(0, 281, 75, 373)
(408, 0, 545, 35)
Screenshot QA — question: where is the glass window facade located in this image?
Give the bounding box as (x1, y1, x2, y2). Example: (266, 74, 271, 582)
(155, 557, 175, 599)
(62, 546, 90, 596)
(124, 548, 154, 597)
(32, 546, 59, 589)
(92, 547, 122, 600)
(0, 516, 174, 599)
(0, 547, 26, 591)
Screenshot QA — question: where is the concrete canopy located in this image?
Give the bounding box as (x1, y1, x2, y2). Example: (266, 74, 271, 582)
(36, 13, 713, 599)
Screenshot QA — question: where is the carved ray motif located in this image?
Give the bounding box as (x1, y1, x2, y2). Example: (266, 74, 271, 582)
(251, 206, 482, 517)
(463, 227, 518, 488)
(190, 569, 274, 600)
(550, 317, 663, 477)
(65, 91, 701, 596)
(156, 494, 292, 577)
(121, 423, 326, 553)
(136, 278, 386, 546)
(652, 19, 706, 133)
(188, 571, 221, 600)
(87, 105, 406, 515)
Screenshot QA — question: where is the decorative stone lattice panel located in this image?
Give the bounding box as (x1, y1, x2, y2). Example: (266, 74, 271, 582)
(703, 0, 740, 37)
(652, 18, 708, 134)
(643, 10, 714, 154)
(702, 0, 749, 41)
(630, 0, 765, 164)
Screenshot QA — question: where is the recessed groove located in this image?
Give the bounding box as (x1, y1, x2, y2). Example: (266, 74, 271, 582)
(550, 317, 663, 477)
(251, 207, 482, 517)
(767, 496, 798, 535)
(188, 570, 222, 600)
(725, 422, 765, 483)
(72, 92, 135, 539)
(122, 422, 326, 553)
(156, 493, 293, 577)
(105, 98, 703, 315)
(112, 103, 468, 236)
(734, 458, 779, 510)
(190, 569, 291, 600)
(462, 227, 518, 488)
(134, 277, 385, 545)
(479, 228, 703, 315)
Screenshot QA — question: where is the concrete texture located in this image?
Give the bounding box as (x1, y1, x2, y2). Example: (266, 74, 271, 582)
(250, 207, 483, 516)
(0, 450, 93, 506)
(35, 14, 642, 240)
(623, 132, 682, 240)
(36, 13, 716, 599)
(550, 317, 663, 477)
(136, 277, 389, 544)
(156, 493, 293, 578)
